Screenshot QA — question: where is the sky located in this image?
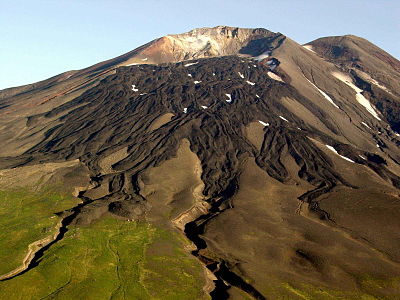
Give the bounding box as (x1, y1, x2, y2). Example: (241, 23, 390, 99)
(0, 0, 399, 90)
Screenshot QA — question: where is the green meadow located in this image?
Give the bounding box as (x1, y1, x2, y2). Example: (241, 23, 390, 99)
(0, 217, 206, 299)
(0, 187, 80, 275)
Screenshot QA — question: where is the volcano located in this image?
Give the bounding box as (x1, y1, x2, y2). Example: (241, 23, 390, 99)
(1, 26, 400, 299)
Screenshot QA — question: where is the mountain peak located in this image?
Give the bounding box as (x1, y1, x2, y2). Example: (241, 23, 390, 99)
(167, 25, 273, 39)
(115, 25, 284, 65)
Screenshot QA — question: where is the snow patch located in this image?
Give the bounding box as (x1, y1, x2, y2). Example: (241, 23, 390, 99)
(141, 58, 148, 61)
(267, 72, 284, 82)
(369, 78, 391, 93)
(258, 120, 269, 127)
(188, 73, 192, 77)
(126, 63, 139, 66)
(279, 116, 289, 122)
(356, 70, 392, 94)
(255, 94, 260, 98)
(183, 108, 187, 113)
(225, 94, 232, 103)
(139, 93, 147, 96)
(361, 122, 371, 129)
(212, 73, 215, 76)
(332, 72, 381, 120)
(184, 62, 199, 67)
(326, 145, 355, 163)
(359, 155, 366, 160)
(254, 51, 270, 61)
(201, 105, 208, 109)
(305, 77, 339, 108)
(246, 80, 255, 86)
(193, 81, 201, 84)
(356, 93, 381, 120)
(238, 72, 244, 79)
(131, 85, 139, 92)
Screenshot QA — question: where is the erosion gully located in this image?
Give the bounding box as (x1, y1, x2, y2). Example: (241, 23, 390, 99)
(184, 184, 267, 300)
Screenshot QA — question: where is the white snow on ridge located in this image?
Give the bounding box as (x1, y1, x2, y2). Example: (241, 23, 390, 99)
(279, 116, 289, 122)
(201, 105, 208, 109)
(184, 62, 199, 67)
(246, 80, 256, 86)
(193, 81, 202, 84)
(267, 72, 284, 82)
(258, 120, 269, 127)
(131, 85, 139, 92)
(332, 72, 381, 120)
(255, 94, 260, 98)
(225, 94, 232, 103)
(305, 77, 339, 108)
(238, 72, 244, 79)
(126, 63, 139, 66)
(326, 145, 355, 163)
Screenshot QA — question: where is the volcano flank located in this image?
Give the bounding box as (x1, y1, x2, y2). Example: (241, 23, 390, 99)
(1, 26, 400, 299)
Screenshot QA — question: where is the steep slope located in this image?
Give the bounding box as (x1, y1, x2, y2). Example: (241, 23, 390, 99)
(1, 27, 400, 299)
(306, 35, 400, 132)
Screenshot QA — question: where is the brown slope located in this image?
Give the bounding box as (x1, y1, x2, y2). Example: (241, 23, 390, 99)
(306, 35, 400, 133)
(271, 35, 400, 171)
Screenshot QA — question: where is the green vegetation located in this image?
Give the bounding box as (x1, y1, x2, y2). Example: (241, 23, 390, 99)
(0, 218, 206, 300)
(0, 186, 80, 275)
(280, 280, 400, 300)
